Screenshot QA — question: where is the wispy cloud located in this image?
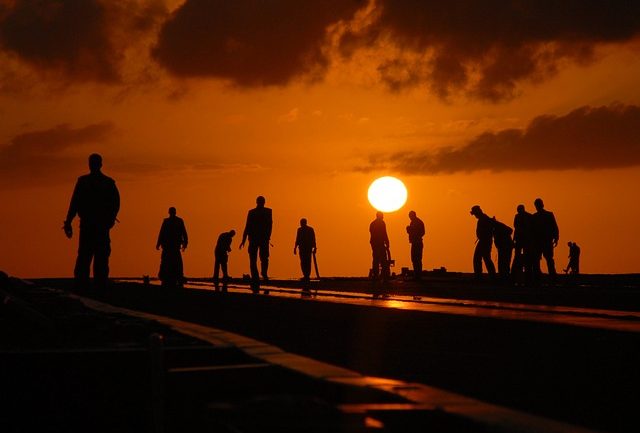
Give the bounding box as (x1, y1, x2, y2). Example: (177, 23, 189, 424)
(359, 104, 640, 174)
(0, 122, 115, 187)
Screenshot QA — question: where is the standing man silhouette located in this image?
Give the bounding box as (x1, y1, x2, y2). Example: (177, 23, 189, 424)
(406, 210, 426, 280)
(511, 204, 534, 285)
(213, 229, 235, 290)
(64, 153, 120, 292)
(156, 207, 188, 288)
(470, 205, 496, 281)
(240, 196, 272, 290)
(370, 211, 390, 286)
(532, 198, 559, 285)
(294, 218, 316, 282)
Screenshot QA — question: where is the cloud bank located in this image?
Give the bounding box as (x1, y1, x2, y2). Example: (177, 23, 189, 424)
(152, 0, 363, 86)
(1, 1, 639, 99)
(339, 0, 640, 100)
(362, 104, 640, 174)
(0, 0, 166, 83)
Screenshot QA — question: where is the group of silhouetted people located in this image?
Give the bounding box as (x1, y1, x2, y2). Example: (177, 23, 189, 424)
(64, 154, 578, 293)
(368, 210, 426, 295)
(470, 198, 579, 286)
(153, 195, 317, 292)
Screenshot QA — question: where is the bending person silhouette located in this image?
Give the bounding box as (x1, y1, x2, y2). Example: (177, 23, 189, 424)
(370, 211, 390, 290)
(532, 198, 559, 285)
(470, 205, 496, 281)
(156, 207, 188, 288)
(64, 153, 120, 292)
(294, 218, 316, 282)
(240, 196, 273, 290)
(564, 241, 580, 275)
(406, 210, 426, 280)
(214, 230, 235, 290)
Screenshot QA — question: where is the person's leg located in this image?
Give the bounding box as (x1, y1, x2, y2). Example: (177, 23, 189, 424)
(473, 243, 483, 278)
(248, 242, 259, 283)
(411, 241, 423, 279)
(93, 228, 111, 290)
(482, 242, 496, 277)
(543, 243, 556, 281)
(371, 246, 383, 279)
(300, 250, 312, 279)
(74, 227, 93, 289)
(213, 257, 220, 282)
(531, 246, 543, 285)
(259, 241, 270, 279)
(220, 256, 229, 279)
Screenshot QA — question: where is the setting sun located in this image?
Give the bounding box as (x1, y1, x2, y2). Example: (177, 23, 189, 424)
(367, 176, 408, 212)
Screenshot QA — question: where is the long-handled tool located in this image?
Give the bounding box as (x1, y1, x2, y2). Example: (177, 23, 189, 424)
(313, 251, 320, 279)
(312, 251, 320, 297)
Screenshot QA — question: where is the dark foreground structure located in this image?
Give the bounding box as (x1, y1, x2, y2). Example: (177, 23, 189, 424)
(2, 272, 640, 433)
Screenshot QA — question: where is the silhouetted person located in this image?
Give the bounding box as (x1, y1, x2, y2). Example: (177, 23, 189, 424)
(511, 204, 534, 286)
(470, 205, 496, 281)
(564, 241, 581, 275)
(370, 211, 390, 284)
(240, 196, 273, 290)
(213, 230, 235, 290)
(64, 153, 120, 291)
(156, 207, 188, 288)
(532, 198, 559, 285)
(294, 218, 316, 282)
(406, 210, 426, 280)
(493, 217, 514, 283)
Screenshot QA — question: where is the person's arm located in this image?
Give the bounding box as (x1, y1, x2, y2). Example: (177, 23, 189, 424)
(267, 209, 273, 240)
(111, 181, 120, 228)
(181, 220, 188, 250)
(311, 228, 317, 253)
(63, 179, 80, 238)
(156, 221, 165, 250)
(294, 228, 300, 255)
(240, 212, 250, 249)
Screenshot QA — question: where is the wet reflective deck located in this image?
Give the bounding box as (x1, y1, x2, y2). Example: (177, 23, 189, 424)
(29, 278, 640, 432)
(4, 278, 606, 433)
(174, 280, 640, 333)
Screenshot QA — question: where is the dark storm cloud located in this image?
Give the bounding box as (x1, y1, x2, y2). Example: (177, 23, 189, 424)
(0, 122, 114, 187)
(0, 0, 166, 83)
(152, 0, 363, 86)
(362, 104, 640, 174)
(345, 0, 640, 100)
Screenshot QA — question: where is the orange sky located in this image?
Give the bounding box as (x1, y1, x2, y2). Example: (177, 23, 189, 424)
(1, 0, 640, 278)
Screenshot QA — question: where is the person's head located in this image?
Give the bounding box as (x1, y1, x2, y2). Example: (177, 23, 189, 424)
(408, 210, 417, 220)
(168, 207, 176, 216)
(300, 218, 307, 227)
(470, 205, 482, 218)
(256, 196, 266, 207)
(229, 229, 236, 237)
(534, 198, 544, 211)
(88, 153, 102, 173)
(376, 211, 384, 220)
(567, 241, 572, 247)
(517, 204, 525, 214)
